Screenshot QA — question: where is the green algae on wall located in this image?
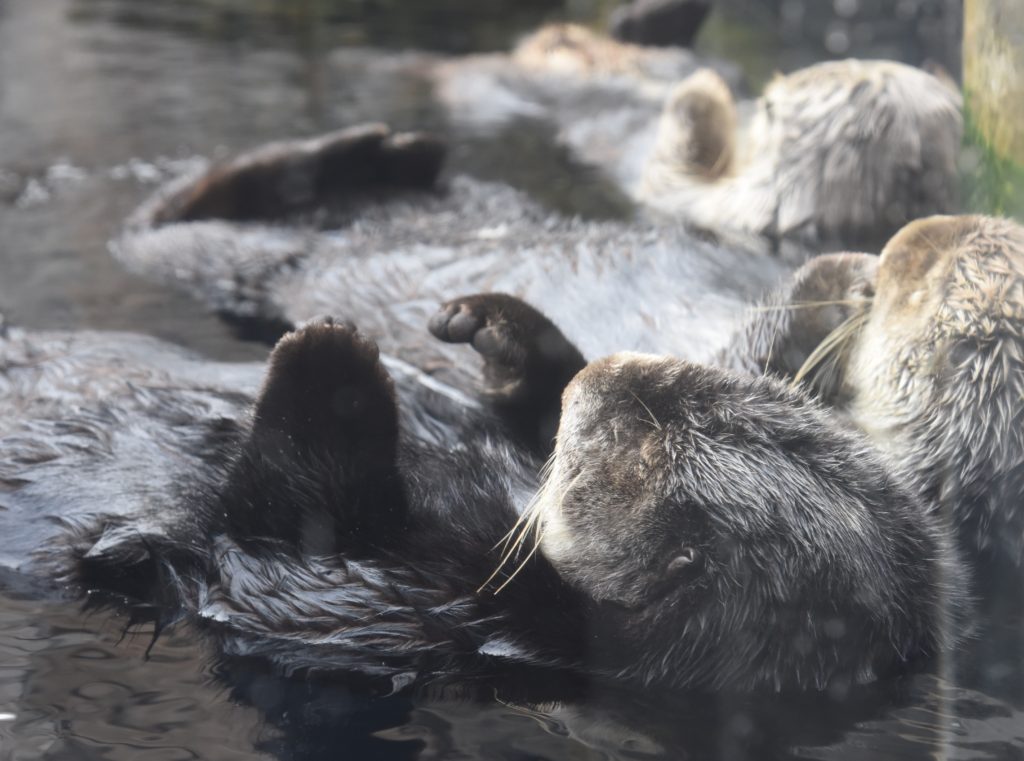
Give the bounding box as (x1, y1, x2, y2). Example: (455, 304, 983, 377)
(962, 0, 1024, 218)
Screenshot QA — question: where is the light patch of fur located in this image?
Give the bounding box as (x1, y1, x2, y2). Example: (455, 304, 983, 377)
(638, 60, 963, 246)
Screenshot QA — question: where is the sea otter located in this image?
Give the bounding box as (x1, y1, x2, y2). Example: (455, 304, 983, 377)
(435, 23, 740, 193)
(718, 215, 1024, 572)
(440, 26, 962, 250)
(112, 66, 961, 345)
(637, 60, 963, 248)
(0, 306, 964, 693)
(113, 123, 796, 394)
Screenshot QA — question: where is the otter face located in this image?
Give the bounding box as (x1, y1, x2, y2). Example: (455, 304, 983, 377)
(841, 215, 1024, 560)
(518, 352, 958, 689)
(533, 353, 714, 609)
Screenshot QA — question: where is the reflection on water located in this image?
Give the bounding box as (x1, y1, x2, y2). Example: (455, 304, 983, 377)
(6, 579, 1024, 760)
(0, 585, 261, 761)
(0, 0, 1017, 759)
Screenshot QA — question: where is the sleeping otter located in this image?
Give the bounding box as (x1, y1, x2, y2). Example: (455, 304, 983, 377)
(113, 123, 796, 393)
(436, 23, 740, 192)
(112, 70, 961, 347)
(638, 60, 963, 248)
(4, 298, 957, 694)
(719, 215, 1024, 572)
(440, 26, 961, 250)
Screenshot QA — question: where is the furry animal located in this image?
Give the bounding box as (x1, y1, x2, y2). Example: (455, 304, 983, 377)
(112, 123, 796, 397)
(638, 60, 963, 248)
(1, 301, 965, 693)
(720, 215, 1024, 571)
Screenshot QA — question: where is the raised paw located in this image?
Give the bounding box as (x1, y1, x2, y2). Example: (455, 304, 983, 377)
(429, 293, 584, 398)
(428, 294, 585, 454)
(253, 317, 398, 466)
(162, 125, 446, 224)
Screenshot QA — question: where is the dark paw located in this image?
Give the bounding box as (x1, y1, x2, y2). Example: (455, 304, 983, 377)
(429, 294, 532, 372)
(430, 293, 585, 400)
(165, 125, 445, 224)
(253, 317, 398, 463)
(428, 294, 585, 455)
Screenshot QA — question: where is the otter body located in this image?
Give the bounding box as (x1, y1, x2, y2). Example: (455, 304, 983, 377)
(440, 28, 961, 246)
(639, 60, 963, 248)
(0, 306, 965, 693)
(113, 126, 796, 397)
(113, 65, 962, 359)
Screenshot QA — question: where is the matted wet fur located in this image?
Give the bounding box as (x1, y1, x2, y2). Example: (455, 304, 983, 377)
(112, 87, 960, 361)
(3, 308, 961, 694)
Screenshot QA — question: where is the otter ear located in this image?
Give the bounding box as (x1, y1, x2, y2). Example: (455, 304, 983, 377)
(666, 547, 702, 576)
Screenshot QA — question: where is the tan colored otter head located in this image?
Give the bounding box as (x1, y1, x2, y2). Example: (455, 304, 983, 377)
(639, 60, 963, 247)
(499, 351, 962, 691)
(513, 23, 690, 82)
(839, 216, 1024, 562)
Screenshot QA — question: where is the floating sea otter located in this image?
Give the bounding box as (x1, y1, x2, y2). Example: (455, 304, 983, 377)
(720, 215, 1024, 572)
(637, 60, 963, 248)
(437, 27, 962, 245)
(113, 63, 962, 344)
(113, 123, 795, 400)
(0, 306, 964, 693)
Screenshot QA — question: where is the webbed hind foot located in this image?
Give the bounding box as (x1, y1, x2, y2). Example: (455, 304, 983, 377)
(156, 124, 446, 224)
(227, 318, 404, 552)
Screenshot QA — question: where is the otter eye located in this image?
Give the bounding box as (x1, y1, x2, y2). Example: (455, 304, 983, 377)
(666, 547, 701, 575)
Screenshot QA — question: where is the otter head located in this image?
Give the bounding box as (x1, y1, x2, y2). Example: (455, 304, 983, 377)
(531, 354, 712, 610)
(514, 353, 958, 690)
(841, 215, 1024, 562)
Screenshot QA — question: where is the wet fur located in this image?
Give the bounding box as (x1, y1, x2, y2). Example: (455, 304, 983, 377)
(723, 216, 1024, 574)
(526, 352, 966, 691)
(114, 132, 795, 395)
(0, 306, 968, 693)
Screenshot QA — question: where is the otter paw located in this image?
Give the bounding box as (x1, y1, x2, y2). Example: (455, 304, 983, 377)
(428, 293, 534, 369)
(253, 317, 398, 462)
(168, 125, 445, 223)
(428, 294, 585, 454)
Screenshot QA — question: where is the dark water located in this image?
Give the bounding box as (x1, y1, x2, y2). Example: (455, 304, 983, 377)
(1, 1, 1010, 759)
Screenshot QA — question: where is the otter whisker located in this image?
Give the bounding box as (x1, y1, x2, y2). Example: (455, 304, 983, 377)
(630, 391, 663, 431)
(479, 486, 548, 593)
(792, 309, 870, 389)
(480, 456, 571, 595)
(748, 298, 873, 313)
(492, 453, 557, 553)
(492, 526, 546, 596)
